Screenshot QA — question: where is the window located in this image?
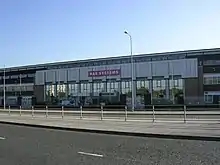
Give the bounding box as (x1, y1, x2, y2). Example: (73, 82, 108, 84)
(207, 77, 213, 84)
(213, 77, 218, 84)
(107, 81, 119, 93)
(218, 77, 220, 84)
(136, 80, 150, 95)
(204, 95, 213, 103)
(153, 79, 166, 98)
(174, 79, 179, 87)
(45, 84, 56, 102)
(156, 80, 162, 87)
(121, 81, 131, 95)
(57, 84, 66, 99)
(93, 82, 104, 93)
(68, 83, 79, 96)
(80, 82, 91, 96)
(203, 77, 208, 85)
(203, 76, 220, 85)
(169, 78, 183, 101)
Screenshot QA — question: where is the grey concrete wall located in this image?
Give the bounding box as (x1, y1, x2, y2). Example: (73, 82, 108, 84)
(197, 65, 204, 97)
(34, 85, 44, 103)
(184, 78, 200, 98)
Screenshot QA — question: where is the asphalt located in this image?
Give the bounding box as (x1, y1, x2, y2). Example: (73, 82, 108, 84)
(0, 123, 220, 165)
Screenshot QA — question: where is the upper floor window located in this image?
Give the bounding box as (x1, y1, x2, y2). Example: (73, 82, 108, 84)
(204, 75, 220, 85)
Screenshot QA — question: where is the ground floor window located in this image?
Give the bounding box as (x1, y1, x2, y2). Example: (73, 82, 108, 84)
(80, 82, 91, 96)
(68, 83, 79, 96)
(107, 81, 119, 93)
(57, 84, 67, 99)
(45, 84, 56, 102)
(152, 79, 166, 98)
(136, 80, 150, 95)
(204, 95, 213, 103)
(121, 81, 131, 95)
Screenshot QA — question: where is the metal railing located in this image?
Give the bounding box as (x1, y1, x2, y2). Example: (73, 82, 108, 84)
(0, 105, 220, 123)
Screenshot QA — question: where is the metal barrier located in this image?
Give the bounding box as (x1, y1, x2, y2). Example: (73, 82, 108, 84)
(0, 105, 220, 123)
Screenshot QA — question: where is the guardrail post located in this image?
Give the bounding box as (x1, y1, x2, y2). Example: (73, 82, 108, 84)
(46, 106, 48, 118)
(8, 106, 10, 116)
(184, 105, 187, 123)
(19, 106, 22, 116)
(101, 105, 103, 120)
(62, 106, 64, 119)
(80, 106, 83, 119)
(31, 106, 34, 118)
(125, 105, 128, 121)
(152, 105, 155, 122)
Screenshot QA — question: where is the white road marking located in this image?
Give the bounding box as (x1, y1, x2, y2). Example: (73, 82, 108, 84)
(0, 137, 5, 140)
(78, 151, 103, 157)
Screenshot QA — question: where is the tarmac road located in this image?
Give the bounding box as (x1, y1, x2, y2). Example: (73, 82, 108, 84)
(0, 123, 220, 165)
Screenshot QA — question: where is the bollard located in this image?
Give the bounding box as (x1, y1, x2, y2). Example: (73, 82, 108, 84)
(62, 106, 64, 119)
(46, 106, 48, 118)
(184, 105, 187, 123)
(8, 106, 11, 116)
(101, 105, 103, 120)
(152, 105, 155, 122)
(19, 106, 22, 116)
(80, 106, 83, 119)
(125, 105, 128, 121)
(31, 106, 34, 118)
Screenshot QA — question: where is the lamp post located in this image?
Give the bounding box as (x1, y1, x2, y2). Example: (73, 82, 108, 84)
(124, 31, 135, 111)
(3, 66, 5, 110)
(19, 74, 22, 96)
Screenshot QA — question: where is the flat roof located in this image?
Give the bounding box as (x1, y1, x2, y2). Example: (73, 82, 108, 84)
(1, 47, 220, 72)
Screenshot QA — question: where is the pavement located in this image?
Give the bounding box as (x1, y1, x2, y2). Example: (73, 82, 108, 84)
(1, 109, 220, 121)
(0, 123, 220, 165)
(0, 115, 220, 140)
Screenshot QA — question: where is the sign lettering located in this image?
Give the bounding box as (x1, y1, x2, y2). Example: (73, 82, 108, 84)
(88, 69, 120, 77)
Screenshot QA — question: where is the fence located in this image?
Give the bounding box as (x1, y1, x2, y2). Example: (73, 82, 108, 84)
(2, 103, 220, 110)
(0, 105, 220, 123)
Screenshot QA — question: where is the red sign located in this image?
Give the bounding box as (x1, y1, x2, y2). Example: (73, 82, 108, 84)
(88, 69, 121, 77)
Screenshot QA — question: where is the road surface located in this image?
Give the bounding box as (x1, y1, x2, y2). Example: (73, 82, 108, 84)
(0, 123, 220, 165)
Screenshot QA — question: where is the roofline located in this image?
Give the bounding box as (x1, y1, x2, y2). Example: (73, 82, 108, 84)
(1, 47, 220, 71)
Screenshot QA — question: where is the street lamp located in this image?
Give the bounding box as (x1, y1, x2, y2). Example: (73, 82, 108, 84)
(124, 31, 135, 111)
(3, 66, 5, 110)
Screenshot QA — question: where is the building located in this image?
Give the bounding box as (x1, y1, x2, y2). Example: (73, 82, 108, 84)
(1, 48, 220, 107)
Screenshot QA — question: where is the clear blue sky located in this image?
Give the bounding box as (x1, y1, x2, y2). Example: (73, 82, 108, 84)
(0, 0, 220, 67)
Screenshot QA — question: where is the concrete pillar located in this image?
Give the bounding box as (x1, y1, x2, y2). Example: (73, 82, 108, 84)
(132, 80, 137, 107)
(102, 80, 107, 92)
(117, 79, 121, 94)
(149, 79, 153, 95)
(165, 79, 170, 99)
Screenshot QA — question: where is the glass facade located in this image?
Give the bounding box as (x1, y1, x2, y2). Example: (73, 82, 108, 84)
(44, 80, 184, 99)
(43, 78, 185, 105)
